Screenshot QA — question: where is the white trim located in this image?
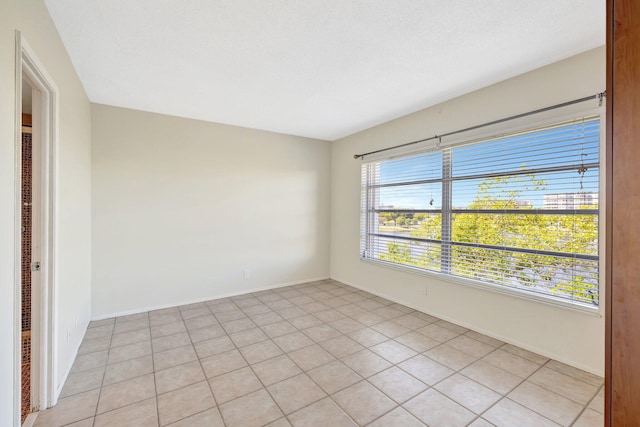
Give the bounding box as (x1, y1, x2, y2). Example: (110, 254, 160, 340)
(22, 412, 37, 427)
(54, 323, 87, 398)
(13, 30, 23, 427)
(90, 276, 331, 321)
(14, 31, 60, 427)
(332, 275, 603, 377)
(597, 105, 607, 319)
(28, 82, 42, 412)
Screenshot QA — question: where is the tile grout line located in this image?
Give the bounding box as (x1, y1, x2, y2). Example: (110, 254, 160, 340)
(399, 322, 597, 423)
(281, 282, 368, 427)
(210, 294, 301, 424)
(88, 313, 172, 425)
(82, 313, 230, 424)
(171, 301, 228, 427)
(149, 311, 161, 427)
(289, 282, 407, 425)
(229, 289, 341, 426)
(84, 291, 429, 424)
(283, 283, 431, 426)
(280, 281, 592, 426)
(466, 357, 559, 426)
(338, 307, 541, 426)
(63, 281, 603, 427)
(100, 316, 157, 422)
(568, 383, 604, 427)
(92, 317, 117, 426)
(260, 282, 366, 425)
(527, 357, 604, 422)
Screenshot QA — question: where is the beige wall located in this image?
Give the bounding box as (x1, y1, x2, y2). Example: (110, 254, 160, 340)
(330, 47, 606, 375)
(0, 0, 92, 423)
(91, 104, 331, 318)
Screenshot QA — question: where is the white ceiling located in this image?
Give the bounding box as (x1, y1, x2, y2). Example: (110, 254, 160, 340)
(44, 0, 604, 141)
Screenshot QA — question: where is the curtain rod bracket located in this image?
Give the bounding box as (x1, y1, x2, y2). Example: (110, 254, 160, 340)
(598, 91, 606, 107)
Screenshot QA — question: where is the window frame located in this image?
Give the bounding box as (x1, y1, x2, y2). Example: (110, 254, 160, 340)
(359, 108, 605, 315)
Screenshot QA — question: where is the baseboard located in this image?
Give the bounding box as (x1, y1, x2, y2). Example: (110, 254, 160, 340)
(22, 412, 37, 427)
(91, 276, 331, 321)
(331, 276, 603, 377)
(53, 319, 91, 405)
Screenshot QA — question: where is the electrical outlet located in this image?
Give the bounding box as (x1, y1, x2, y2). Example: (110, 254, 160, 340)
(421, 286, 428, 295)
(243, 269, 251, 279)
(66, 329, 71, 342)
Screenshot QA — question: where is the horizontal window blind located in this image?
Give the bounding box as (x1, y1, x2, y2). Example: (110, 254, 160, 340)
(360, 116, 600, 306)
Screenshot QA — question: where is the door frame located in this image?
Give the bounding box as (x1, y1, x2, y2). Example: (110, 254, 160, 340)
(14, 31, 59, 426)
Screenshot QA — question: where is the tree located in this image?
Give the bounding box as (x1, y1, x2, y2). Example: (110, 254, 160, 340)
(380, 212, 399, 226)
(380, 242, 412, 265)
(378, 174, 599, 304)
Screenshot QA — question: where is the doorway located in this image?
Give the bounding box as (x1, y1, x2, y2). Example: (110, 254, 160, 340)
(15, 32, 58, 427)
(20, 79, 35, 424)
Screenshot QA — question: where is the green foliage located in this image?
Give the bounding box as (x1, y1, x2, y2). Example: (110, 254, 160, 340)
(414, 213, 426, 222)
(379, 241, 441, 272)
(379, 212, 398, 225)
(380, 242, 413, 265)
(378, 174, 599, 305)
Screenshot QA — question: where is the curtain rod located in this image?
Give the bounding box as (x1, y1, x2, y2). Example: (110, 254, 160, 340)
(353, 91, 606, 160)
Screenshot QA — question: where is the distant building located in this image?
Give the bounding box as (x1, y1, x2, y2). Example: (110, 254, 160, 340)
(515, 200, 532, 208)
(543, 192, 598, 209)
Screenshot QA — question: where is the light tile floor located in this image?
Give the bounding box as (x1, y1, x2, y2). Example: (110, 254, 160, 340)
(34, 280, 604, 427)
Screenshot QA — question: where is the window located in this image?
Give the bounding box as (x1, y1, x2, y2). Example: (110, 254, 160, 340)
(360, 116, 600, 307)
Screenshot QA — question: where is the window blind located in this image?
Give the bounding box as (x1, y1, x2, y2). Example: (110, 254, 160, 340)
(360, 116, 600, 306)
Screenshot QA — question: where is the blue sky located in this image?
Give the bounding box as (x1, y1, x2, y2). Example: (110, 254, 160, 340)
(376, 119, 600, 210)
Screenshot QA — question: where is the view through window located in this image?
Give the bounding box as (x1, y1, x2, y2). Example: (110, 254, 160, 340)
(360, 116, 600, 307)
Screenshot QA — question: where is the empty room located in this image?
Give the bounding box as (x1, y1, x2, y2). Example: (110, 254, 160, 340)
(2, 0, 640, 426)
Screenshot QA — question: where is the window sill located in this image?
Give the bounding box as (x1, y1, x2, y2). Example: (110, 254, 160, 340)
(360, 257, 602, 317)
